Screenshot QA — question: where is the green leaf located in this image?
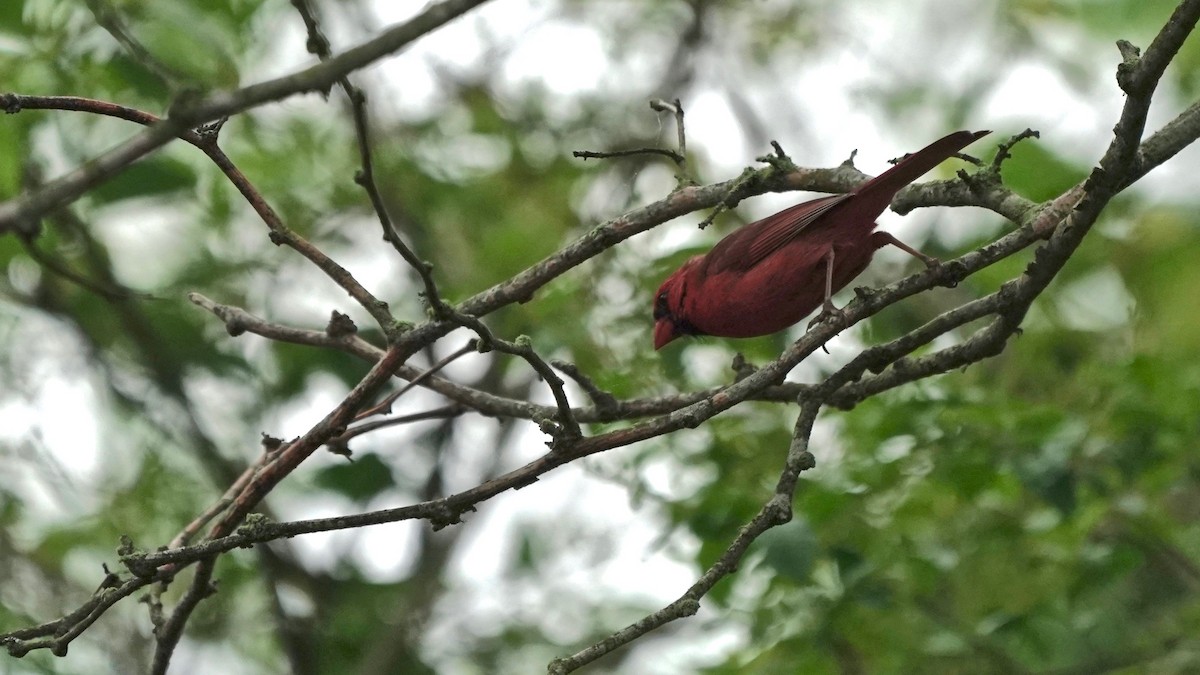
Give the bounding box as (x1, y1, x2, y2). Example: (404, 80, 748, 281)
(758, 519, 819, 583)
(313, 453, 397, 501)
(0, 0, 24, 35)
(90, 155, 196, 203)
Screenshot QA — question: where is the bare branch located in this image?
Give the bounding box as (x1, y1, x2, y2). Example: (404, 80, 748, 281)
(150, 558, 217, 675)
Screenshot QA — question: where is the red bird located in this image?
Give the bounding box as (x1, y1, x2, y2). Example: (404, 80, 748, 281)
(652, 130, 989, 350)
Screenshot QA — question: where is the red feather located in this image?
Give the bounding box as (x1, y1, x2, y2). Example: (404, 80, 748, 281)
(653, 130, 989, 350)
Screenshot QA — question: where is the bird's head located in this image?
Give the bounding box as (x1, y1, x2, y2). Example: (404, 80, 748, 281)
(652, 256, 702, 350)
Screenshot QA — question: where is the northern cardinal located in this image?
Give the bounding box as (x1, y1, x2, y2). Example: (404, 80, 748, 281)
(652, 130, 989, 349)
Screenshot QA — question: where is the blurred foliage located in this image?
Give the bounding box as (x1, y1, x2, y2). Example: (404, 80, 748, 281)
(0, 0, 1198, 673)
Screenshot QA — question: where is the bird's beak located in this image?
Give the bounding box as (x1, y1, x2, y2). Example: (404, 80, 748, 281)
(653, 320, 678, 350)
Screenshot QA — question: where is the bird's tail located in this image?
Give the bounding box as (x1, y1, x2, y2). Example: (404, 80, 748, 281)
(856, 129, 990, 199)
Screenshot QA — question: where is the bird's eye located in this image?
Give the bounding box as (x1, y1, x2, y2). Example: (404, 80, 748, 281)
(653, 292, 669, 319)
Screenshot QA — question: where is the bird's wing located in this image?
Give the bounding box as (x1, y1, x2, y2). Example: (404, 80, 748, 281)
(702, 194, 850, 276)
(743, 194, 850, 267)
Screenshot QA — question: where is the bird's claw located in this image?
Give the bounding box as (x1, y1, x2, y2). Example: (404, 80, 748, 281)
(808, 304, 845, 330)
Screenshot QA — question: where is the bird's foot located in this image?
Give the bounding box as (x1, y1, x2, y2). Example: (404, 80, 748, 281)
(807, 303, 846, 330)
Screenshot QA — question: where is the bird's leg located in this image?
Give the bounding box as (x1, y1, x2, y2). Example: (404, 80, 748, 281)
(872, 231, 939, 268)
(808, 247, 845, 329)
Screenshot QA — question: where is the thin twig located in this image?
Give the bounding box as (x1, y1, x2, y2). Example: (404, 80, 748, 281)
(573, 147, 685, 163)
(572, 97, 691, 179)
(551, 360, 619, 413)
(354, 342, 478, 421)
(150, 557, 218, 675)
(86, 0, 183, 86)
(650, 97, 688, 162)
(435, 306, 582, 443)
(336, 405, 469, 444)
(291, 0, 447, 325)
